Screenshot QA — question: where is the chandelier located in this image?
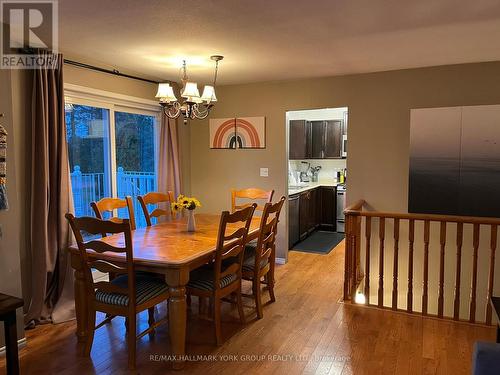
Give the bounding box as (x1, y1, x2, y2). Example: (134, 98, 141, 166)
(155, 55, 223, 123)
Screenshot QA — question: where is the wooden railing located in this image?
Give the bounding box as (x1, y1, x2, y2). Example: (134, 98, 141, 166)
(343, 200, 500, 325)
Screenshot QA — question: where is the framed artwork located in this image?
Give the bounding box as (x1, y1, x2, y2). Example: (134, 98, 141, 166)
(236, 117, 265, 149)
(209, 116, 266, 149)
(209, 118, 236, 149)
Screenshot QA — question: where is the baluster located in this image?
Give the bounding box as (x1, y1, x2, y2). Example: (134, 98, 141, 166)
(392, 218, 400, 310)
(378, 217, 385, 308)
(365, 217, 371, 305)
(469, 224, 480, 323)
(422, 220, 430, 316)
(350, 216, 359, 301)
(408, 219, 415, 312)
(438, 222, 446, 318)
(486, 225, 497, 324)
(343, 214, 351, 301)
(454, 222, 463, 320)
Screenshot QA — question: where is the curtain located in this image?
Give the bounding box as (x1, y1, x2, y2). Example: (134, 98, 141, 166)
(157, 113, 182, 198)
(25, 53, 74, 325)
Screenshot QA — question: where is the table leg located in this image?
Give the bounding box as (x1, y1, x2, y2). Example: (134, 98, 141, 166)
(165, 268, 189, 370)
(4, 311, 19, 375)
(71, 254, 88, 343)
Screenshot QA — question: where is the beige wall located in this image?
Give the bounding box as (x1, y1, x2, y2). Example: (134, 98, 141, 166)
(0, 69, 28, 346)
(190, 62, 500, 261)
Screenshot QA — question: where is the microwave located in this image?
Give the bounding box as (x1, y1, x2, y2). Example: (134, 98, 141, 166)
(341, 134, 347, 157)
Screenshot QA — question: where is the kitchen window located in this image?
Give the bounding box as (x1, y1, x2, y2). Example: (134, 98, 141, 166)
(65, 85, 160, 229)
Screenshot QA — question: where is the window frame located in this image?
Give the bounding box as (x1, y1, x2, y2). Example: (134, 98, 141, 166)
(64, 84, 161, 201)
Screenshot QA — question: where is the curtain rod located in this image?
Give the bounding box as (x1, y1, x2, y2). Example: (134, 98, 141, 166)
(63, 59, 159, 84)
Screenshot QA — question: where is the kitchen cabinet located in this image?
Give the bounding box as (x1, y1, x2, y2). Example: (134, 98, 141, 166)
(319, 186, 336, 230)
(309, 121, 324, 158)
(299, 190, 310, 239)
(289, 120, 309, 160)
(290, 186, 336, 247)
(289, 119, 344, 159)
(324, 120, 342, 158)
(288, 194, 300, 247)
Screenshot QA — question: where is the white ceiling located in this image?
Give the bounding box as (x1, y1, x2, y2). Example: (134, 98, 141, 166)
(59, 0, 500, 85)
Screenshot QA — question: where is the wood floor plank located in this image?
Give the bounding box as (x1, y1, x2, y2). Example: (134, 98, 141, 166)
(0, 241, 495, 374)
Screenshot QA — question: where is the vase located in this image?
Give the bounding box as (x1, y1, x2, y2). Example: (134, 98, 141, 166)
(187, 210, 196, 232)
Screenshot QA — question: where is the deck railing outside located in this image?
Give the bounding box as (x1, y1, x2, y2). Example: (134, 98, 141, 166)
(70, 165, 156, 228)
(343, 199, 500, 325)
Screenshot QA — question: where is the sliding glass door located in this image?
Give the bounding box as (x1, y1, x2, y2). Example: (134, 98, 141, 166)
(114, 110, 157, 227)
(65, 103, 112, 218)
(65, 95, 159, 228)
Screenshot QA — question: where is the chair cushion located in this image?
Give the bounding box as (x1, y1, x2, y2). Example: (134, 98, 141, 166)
(188, 265, 238, 291)
(244, 240, 258, 259)
(242, 255, 269, 273)
(95, 274, 168, 307)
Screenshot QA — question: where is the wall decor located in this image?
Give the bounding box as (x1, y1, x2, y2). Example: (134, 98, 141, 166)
(210, 118, 236, 149)
(236, 117, 266, 149)
(409, 104, 500, 217)
(209, 116, 266, 149)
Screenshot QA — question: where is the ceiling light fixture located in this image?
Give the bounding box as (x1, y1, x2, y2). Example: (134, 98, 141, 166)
(156, 55, 223, 124)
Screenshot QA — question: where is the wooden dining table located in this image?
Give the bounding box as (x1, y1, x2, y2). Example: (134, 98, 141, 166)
(68, 213, 260, 369)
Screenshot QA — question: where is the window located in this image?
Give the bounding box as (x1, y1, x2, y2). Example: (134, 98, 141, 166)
(65, 86, 159, 228)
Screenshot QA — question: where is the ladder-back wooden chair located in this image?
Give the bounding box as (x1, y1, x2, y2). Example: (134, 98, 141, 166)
(231, 188, 274, 214)
(91, 196, 136, 231)
(242, 197, 285, 319)
(65, 214, 169, 370)
(137, 191, 175, 226)
(186, 204, 256, 345)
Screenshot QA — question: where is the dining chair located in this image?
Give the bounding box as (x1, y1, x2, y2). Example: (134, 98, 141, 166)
(231, 188, 274, 214)
(242, 197, 285, 319)
(65, 214, 169, 370)
(91, 196, 136, 231)
(137, 191, 175, 226)
(187, 204, 256, 345)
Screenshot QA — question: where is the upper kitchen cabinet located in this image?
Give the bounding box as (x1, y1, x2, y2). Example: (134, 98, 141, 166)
(289, 119, 344, 159)
(309, 121, 324, 158)
(289, 120, 309, 159)
(323, 120, 342, 158)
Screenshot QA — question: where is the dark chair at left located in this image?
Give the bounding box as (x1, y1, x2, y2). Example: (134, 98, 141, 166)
(0, 293, 23, 375)
(65, 214, 169, 370)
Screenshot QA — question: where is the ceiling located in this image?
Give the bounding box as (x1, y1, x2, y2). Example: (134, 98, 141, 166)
(59, 0, 500, 85)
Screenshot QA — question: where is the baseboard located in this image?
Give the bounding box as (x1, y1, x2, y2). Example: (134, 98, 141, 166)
(0, 337, 27, 356)
(275, 257, 286, 265)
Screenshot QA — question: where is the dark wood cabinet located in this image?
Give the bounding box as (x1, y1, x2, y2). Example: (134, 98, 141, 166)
(319, 186, 336, 230)
(289, 119, 344, 159)
(324, 120, 342, 158)
(288, 194, 300, 247)
(309, 187, 320, 230)
(289, 186, 338, 249)
(309, 121, 324, 158)
(289, 120, 309, 160)
(299, 190, 310, 239)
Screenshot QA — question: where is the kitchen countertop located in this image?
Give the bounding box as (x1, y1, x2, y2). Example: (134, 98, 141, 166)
(288, 182, 343, 195)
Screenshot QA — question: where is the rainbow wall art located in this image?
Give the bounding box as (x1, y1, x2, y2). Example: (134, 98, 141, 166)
(209, 117, 266, 149)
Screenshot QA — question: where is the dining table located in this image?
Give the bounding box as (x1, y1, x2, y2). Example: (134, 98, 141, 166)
(68, 213, 261, 369)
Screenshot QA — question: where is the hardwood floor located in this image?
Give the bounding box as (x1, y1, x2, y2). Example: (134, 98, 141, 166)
(0, 241, 495, 374)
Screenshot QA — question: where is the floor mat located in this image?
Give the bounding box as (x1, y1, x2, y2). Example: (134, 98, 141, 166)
(291, 231, 345, 254)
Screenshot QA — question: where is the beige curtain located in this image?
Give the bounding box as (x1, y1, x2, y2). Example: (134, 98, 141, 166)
(157, 113, 182, 198)
(25, 53, 74, 325)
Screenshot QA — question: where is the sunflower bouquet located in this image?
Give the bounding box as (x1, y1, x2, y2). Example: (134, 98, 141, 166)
(171, 194, 201, 212)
